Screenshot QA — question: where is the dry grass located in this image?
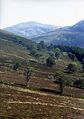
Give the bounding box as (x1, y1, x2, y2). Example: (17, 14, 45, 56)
(0, 57, 84, 119)
(0, 83, 84, 119)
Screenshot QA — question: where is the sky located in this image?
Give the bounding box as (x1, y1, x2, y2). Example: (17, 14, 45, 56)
(0, 0, 84, 28)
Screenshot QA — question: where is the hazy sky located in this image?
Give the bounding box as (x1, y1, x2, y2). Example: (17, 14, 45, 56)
(0, 0, 84, 28)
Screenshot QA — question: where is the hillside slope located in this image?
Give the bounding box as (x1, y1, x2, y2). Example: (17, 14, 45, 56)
(0, 29, 36, 47)
(0, 28, 84, 119)
(32, 28, 84, 47)
(0, 83, 84, 119)
(0, 29, 37, 63)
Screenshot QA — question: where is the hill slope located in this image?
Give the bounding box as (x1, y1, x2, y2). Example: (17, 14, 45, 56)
(0, 83, 84, 119)
(0, 29, 36, 46)
(32, 28, 84, 47)
(70, 20, 84, 32)
(0, 29, 37, 63)
(0, 28, 84, 119)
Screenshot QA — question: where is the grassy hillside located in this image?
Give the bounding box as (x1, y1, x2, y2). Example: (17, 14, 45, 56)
(0, 60, 84, 119)
(0, 83, 84, 119)
(0, 30, 37, 63)
(0, 30, 84, 119)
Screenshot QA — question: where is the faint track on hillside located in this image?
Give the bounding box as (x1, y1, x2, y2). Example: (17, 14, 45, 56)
(7, 101, 84, 112)
(0, 83, 84, 113)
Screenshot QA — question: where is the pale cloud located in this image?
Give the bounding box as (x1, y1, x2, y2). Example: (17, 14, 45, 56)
(0, 0, 84, 28)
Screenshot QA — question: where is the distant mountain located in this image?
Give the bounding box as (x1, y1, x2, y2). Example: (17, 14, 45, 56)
(4, 21, 57, 39)
(32, 20, 84, 47)
(70, 20, 84, 32)
(4, 20, 84, 48)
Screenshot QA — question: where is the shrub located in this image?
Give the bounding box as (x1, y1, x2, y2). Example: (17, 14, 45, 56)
(68, 52, 76, 61)
(67, 63, 77, 73)
(73, 79, 84, 89)
(49, 51, 55, 58)
(13, 61, 20, 70)
(37, 41, 46, 50)
(30, 49, 37, 56)
(55, 48, 61, 59)
(54, 71, 66, 94)
(46, 57, 55, 67)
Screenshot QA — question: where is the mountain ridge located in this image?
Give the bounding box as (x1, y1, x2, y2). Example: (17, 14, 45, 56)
(3, 20, 84, 47)
(4, 21, 57, 39)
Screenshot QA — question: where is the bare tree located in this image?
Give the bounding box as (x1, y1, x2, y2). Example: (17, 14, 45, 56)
(24, 67, 32, 87)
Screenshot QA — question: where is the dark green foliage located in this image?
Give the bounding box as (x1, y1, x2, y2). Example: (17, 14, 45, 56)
(37, 41, 46, 50)
(27, 44, 38, 57)
(56, 45, 84, 62)
(35, 53, 42, 58)
(67, 63, 77, 73)
(40, 41, 46, 48)
(13, 61, 20, 70)
(46, 57, 55, 67)
(19, 40, 23, 44)
(81, 59, 84, 71)
(55, 48, 61, 59)
(48, 44, 54, 50)
(70, 47, 84, 62)
(49, 51, 55, 58)
(30, 49, 37, 56)
(68, 52, 76, 61)
(73, 79, 84, 89)
(54, 71, 66, 94)
(30, 49, 43, 58)
(27, 44, 37, 51)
